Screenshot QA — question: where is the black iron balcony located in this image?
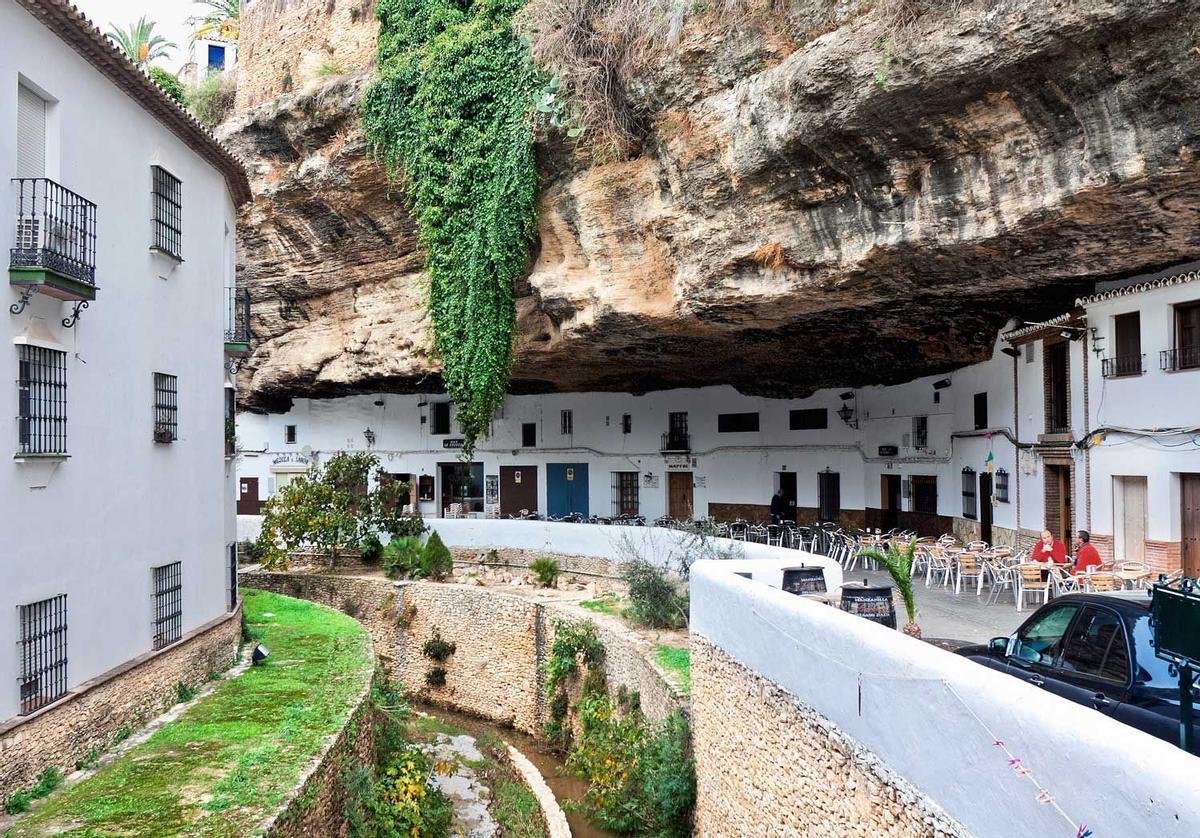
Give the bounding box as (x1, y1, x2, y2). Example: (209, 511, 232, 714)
(661, 431, 690, 452)
(1101, 354, 1144, 378)
(10, 178, 97, 301)
(1161, 346, 1200, 372)
(224, 287, 251, 353)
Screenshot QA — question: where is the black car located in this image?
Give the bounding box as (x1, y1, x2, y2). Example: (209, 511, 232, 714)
(956, 592, 1199, 751)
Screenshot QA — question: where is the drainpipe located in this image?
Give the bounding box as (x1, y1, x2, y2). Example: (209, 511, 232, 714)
(1013, 348, 1021, 538)
(1082, 327, 1092, 532)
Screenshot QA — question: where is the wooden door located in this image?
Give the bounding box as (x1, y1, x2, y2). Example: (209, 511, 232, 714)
(880, 475, 901, 530)
(978, 473, 993, 544)
(1182, 474, 1200, 577)
(236, 476, 261, 515)
(1045, 464, 1073, 545)
(500, 466, 538, 517)
(547, 463, 589, 518)
(1114, 476, 1147, 562)
(778, 472, 798, 522)
(668, 472, 694, 520)
(818, 472, 841, 523)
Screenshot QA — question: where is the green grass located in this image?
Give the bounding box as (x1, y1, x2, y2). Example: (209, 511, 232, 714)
(492, 777, 543, 838)
(654, 645, 691, 696)
(8, 590, 371, 837)
(578, 592, 623, 618)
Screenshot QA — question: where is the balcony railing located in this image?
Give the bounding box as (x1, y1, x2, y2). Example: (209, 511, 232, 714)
(661, 431, 690, 452)
(1161, 346, 1200, 372)
(10, 178, 97, 296)
(1101, 354, 1144, 378)
(224, 287, 251, 348)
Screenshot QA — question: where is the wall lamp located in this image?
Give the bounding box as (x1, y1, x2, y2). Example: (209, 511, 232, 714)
(836, 392, 858, 429)
(1000, 346, 1021, 359)
(363, 427, 376, 447)
(932, 378, 952, 390)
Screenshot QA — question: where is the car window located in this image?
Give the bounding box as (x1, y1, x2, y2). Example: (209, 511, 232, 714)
(1013, 604, 1079, 666)
(1132, 613, 1198, 689)
(1059, 607, 1129, 683)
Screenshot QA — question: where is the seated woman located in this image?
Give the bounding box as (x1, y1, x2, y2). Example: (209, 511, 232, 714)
(1031, 529, 1068, 565)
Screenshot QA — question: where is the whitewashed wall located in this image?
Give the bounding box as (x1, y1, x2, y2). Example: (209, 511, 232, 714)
(691, 560, 1200, 838)
(0, 4, 237, 721)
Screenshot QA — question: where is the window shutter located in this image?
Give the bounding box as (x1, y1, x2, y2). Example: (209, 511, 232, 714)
(17, 84, 47, 179)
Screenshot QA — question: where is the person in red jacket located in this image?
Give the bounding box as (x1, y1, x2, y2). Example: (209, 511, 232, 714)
(1031, 529, 1067, 564)
(1073, 530, 1103, 572)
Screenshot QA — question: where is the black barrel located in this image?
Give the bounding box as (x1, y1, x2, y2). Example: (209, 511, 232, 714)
(782, 566, 827, 595)
(840, 583, 897, 628)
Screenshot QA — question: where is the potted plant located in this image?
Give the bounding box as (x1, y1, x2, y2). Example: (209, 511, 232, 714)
(858, 537, 921, 638)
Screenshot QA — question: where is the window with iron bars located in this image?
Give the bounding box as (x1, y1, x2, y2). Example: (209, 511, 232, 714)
(152, 562, 183, 650)
(962, 468, 977, 519)
(227, 543, 239, 612)
(611, 471, 639, 516)
(17, 345, 67, 455)
(995, 469, 1010, 504)
(151, 165, 182, 259)
(560, 409, 573, 435)
(18, 594, 68, 715)
(154, 372, 178, 442)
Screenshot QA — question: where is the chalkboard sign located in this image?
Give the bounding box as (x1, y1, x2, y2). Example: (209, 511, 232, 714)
(1151, 582, 1200, 669)
(840, 584, 897, 629)
(781, 566, 827, 595)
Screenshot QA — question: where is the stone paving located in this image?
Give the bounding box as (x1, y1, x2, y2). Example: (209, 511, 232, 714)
(857, 569, 1028, 645)
(424, 731, 499, 838)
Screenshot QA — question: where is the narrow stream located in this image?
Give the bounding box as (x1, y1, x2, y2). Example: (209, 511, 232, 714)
(417, 704, 616, 838)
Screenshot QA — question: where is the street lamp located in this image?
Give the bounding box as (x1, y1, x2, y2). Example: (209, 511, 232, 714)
(363, 427, 376, 447)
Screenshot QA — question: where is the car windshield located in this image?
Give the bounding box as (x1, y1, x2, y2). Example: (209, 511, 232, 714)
(1013, 604, 1079, 666)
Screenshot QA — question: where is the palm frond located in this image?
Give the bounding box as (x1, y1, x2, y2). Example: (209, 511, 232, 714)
(857, 537, 918, 624)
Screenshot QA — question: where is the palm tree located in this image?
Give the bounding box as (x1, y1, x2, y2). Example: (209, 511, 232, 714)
(193, 0, 241, 40)
(106, 17, 177, 68)
(859, 537, 922, 638)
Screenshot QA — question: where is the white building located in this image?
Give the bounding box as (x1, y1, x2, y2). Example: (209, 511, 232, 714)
(1, 0, 249, 723)
(177, 34, 238, 87)
(237, 264, 1200, 579)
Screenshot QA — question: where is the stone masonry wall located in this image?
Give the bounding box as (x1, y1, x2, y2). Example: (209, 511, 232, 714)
(691, 636, 966, 838)
(240, 571, 683, 739)
(235, 0, 378, 110)
(263, 665, 379, 837)
(0, 605, 241, 800)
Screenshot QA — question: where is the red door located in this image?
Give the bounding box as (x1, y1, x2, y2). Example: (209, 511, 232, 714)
(236, 476, 262, 514)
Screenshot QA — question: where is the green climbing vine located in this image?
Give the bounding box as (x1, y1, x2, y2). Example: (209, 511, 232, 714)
(362, 0, 543, 454)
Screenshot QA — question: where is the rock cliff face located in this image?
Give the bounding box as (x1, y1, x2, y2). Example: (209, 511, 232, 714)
(223, 0, 1200, 412)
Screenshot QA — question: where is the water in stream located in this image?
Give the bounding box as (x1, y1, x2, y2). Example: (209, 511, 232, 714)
(417, 704, 616, 838)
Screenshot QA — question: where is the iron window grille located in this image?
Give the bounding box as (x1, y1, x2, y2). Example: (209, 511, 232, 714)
(227, 544, 238, 612)
(17, 344, 67, 455)
(1103, 354, 1145, 377)
(621, 414, 632, 434)
(962, 468, 977, 519)
(11, 178, 97, 286)
(224, 287, 251, 343)
(150, 166, 182, 259)
(153, 372, 178, 442)
(152, 562, 183, 650)
(560, 409, 573, 435)
(18, 594, 68, 715)
(611, 471, 639, 516)
(996, 469, 1010, 503)
(911, 416, 929, 449)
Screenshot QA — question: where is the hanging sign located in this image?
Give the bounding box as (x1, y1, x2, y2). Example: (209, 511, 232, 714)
(442, 438, 465, 449)
(514, 471, 522, 484)
(566, 468, 575, 481)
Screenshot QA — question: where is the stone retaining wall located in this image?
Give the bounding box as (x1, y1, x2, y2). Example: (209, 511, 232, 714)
(263, 665, 379, 837)
(0, 604, 241, 799)
(239, 571, 684, 739)
(691, 636, 965, 837)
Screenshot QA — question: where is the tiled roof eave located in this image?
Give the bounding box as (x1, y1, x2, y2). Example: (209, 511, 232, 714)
(15, 0, 251, 206)
(1075, 269, 1200, 308)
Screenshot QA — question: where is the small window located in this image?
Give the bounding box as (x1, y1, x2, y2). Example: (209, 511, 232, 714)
(431, 402, 451, 435)
(622, 414, 632, 434)
(284, 424, 297, 445)
(207, 43, 226, 71)
(560, 409, 573, 435)
(152, 562, 183, 650)
(961, 468, 977, 519)
(17, 345, 67, 455)
(995, 469, 1010, 503)
(417, 474, 435, 502)
(911, 416, 928, 449)
(789, 408, 827, 430)
(18, 594, 68, 714)
(151, 165, 182, 259)
(611, 471, 639, 516)
(718, 412, 760, 433)
(522, 422, 537, 447)
(911, 475, 937, 514)
(973, 392, 988, 430)
(1060, 608, 1129, 683)
(153, 372, 178, 442)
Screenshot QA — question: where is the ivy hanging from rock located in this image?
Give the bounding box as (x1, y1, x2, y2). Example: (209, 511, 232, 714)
(362, 0, 542, 454)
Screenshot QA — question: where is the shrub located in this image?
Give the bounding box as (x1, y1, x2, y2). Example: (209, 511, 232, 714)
(622, 558, 688, 629)
(360, 532, 384, 564)
(422, 628, 456, 662)
(382, 536, 422, 579)
(185, 69, 237, 127)
(530, 556, 560, 588)
(369, 745, 453, 835)
(387, 512, 427, 540)
(420, 531, 453, 581)
(424, 667, 447, 688)
(3, 790, 31, 815)
(149, 66, 186, 104)
(176, 681, 198, 703)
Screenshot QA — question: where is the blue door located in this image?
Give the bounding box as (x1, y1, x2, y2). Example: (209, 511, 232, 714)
(546, 463, 589, 518)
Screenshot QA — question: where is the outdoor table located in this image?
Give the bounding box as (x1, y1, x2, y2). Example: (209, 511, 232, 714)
(1115, 569, 1153, 590)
